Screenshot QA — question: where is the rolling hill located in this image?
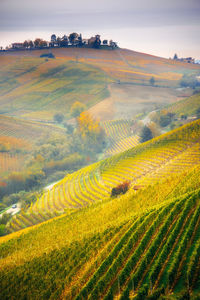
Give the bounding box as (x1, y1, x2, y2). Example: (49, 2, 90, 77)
(1, 48, 200, 300)
(0, 115, 65, 181)
(6, 119, 200, 232)
(0, 121, 200, 299)
(0, 48, 199, 122)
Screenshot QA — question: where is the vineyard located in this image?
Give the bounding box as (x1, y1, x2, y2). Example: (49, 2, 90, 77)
(167, 92, 200, 117)
(101, 119, 139, 156)
(0, 115, 65, 180)
(1, 48, 200, 299)
(0, 48, 199, 121)
(0, 164, 200, 299)
(6, 119, 200, 234)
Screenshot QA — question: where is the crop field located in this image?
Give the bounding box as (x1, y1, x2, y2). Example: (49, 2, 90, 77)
(167, 92, 200, 117)
(0, 115, 65, 180)
(0, 55, 109, 121)
(0, 163, 200, 299)
(7, 119, 200, 233)
(0, 48, 199, 121)
(101, 119, 139, 156)
(1, 48, 200, 299)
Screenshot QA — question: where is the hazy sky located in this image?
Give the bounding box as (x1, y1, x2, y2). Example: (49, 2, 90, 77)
(0, 0, 200, 58)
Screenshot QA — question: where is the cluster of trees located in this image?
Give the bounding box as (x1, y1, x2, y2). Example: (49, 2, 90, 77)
(22, 39, 47, 49)
(180, 74, 200, 89)
(111, 181, 130, 197)
(150, 109, 175, 128)
(10, 33, 117, 50)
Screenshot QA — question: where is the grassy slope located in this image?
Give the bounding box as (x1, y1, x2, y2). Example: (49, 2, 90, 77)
(0, 48, 199, 121)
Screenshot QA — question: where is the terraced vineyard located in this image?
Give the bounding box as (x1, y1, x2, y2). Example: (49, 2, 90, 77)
(101, 119, 139, 156)
(7, 119, 200, 233)
(1, 171, 200, 299)
(0, 115, 64, 141)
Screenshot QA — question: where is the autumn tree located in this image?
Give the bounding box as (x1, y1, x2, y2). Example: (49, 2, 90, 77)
(34, 38, 42, 47)
(39, 40, 47, 48)
(70, 101, 86, 117)
(28, 40, 34, 48)
(23, 40, 29, 48)
(148, 121, 161, 138)
(76, 112, 105, 154)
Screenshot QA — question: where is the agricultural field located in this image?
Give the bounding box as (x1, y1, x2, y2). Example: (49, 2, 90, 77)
(6, 119, 200, 234)
(0, 48, 199, 122)
(1, 48, 200, 300)
(167, 92, 200, 117)
(0, 137, 200, 299)
(0, 115, 65, 181)
(101, 119, 139, 156)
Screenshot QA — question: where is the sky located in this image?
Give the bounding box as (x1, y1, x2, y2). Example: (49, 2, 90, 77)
(0, 0, 200, 59)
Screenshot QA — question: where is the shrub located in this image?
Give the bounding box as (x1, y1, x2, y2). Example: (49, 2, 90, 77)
(111, 181, 130, 197)
(53, 113, 64, 123)
(40, 53, 55, 58)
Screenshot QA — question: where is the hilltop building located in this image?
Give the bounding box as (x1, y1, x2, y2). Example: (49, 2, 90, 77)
(11, 43, 24, 49)
(173, 54, 195, 64)
(4, 32, 118, 51)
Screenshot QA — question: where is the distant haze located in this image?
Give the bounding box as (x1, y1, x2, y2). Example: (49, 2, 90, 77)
(0, 0, 200, 59)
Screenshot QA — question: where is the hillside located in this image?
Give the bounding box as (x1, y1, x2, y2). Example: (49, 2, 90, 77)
(1, 48, 200, 299)
(168, 92, 200, 117)
(6, 119, 200, 233)
(0, 48, 199, 122)
(0, 115, 65, 181)
(0, 125, 200, 298)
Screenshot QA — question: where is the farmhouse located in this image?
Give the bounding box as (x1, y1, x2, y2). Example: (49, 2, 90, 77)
(11, 43, 24, 49)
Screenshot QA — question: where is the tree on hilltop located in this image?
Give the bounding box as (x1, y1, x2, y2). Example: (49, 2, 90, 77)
(34, 38, 42, 47)
(69, 33, 78, 45)
(23, 40, 29, 48)
(173, 53, 178, 60)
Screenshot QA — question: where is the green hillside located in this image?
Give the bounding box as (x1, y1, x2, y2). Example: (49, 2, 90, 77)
(0, 152, 200, 299)
(6, 119, 200, 232)
(1, 48, 200, 300)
